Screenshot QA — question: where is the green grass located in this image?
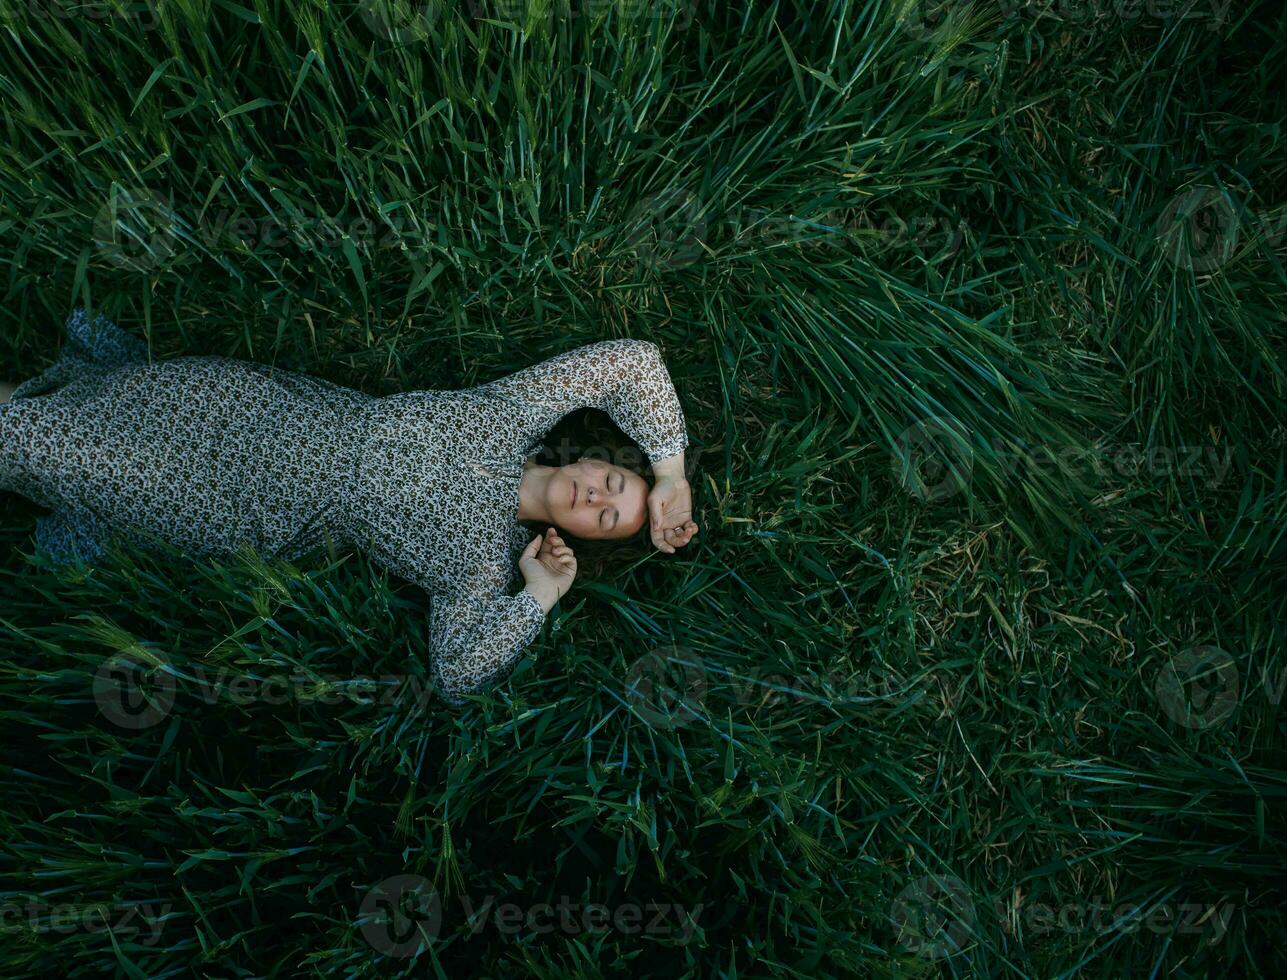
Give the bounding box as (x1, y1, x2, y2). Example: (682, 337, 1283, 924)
(1, 0, 1284, 975)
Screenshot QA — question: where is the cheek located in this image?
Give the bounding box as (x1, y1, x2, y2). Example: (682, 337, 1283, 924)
(630, 488, 649, 522)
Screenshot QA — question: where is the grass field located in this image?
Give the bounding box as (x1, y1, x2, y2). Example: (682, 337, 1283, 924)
(1, 0, 1284, 976)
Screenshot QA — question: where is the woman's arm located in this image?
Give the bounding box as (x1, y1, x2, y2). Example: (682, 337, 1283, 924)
(428, 583, 547, 705)
(645, 452, 698, 553)
(480, 338, 689, 467)
(427, 528, 577, 705)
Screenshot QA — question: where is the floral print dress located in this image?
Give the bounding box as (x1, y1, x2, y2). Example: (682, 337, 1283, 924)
(0, 308, 689, 703)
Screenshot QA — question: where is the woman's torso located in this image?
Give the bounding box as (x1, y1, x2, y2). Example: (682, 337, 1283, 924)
(342, 384, 545, 596)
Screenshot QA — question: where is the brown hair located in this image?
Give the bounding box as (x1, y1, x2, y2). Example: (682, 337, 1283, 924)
(523, 407, 655, 580)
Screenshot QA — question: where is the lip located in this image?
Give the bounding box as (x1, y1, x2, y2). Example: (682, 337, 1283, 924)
(571, 480, 577, 509)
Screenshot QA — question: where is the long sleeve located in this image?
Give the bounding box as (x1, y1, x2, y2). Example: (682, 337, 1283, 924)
(361, 524, 548, 706)
(427, 580, 546, 706)
(479, 339, 689, 464)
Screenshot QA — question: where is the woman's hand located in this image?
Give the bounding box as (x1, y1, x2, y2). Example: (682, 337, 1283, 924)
(519, 527, 578, 612)
(647, 454, 699, 554)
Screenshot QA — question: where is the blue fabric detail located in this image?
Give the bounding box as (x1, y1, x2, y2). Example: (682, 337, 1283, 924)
(8, 308, 148, 404)
(63, 307, 148, 366)
(34, 509, 109, 566)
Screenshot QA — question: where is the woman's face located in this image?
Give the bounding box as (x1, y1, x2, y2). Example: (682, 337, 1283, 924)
(547, 458, 649, 540)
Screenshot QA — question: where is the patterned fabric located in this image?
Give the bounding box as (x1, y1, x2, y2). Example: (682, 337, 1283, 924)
(1, 309, 689, 705)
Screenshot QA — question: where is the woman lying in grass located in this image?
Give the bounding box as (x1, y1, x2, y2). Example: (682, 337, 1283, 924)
(0, 308, 698, 703)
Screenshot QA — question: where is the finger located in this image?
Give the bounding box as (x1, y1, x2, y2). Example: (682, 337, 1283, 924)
(648, 493, 665, 531)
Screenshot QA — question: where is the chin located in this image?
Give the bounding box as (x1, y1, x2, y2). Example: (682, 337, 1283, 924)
(546, 476, 569, 522)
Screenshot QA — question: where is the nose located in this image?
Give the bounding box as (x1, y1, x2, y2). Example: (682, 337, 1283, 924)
(586, 480, 611, 507)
